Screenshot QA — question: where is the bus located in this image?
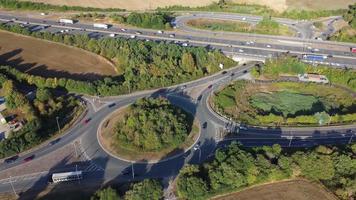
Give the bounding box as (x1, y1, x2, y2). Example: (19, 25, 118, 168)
(51, 171, 83, 183)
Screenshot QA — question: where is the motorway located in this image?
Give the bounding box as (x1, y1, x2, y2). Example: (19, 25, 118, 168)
(0, 11, 354, 195)
(0, 12, 356, 68)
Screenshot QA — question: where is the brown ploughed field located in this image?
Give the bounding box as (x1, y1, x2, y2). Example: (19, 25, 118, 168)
(0, 31, 116, 80)
(213, 180, 337, 200)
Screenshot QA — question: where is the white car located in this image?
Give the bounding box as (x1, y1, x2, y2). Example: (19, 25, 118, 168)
(239, 126, 248, 130)
(193, 144, 200, 151)
(182, 43, 188, 47)
(130, 35, 136, 39)
(266, 45, 271, 48)
(238, 49, 244, 53)
(109, 33, 116, 37)
(135, 31, 142, 35)
(120, 28, 126, 32)
(169, 34, 175, 38)
(242, 17, 246, 21)
(157, 30, 163, 34)
(313, 48, 320, 52)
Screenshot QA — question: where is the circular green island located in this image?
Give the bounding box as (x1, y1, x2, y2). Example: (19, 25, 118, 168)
(212, 80, 356, 127)
(100, 97, 199, 161)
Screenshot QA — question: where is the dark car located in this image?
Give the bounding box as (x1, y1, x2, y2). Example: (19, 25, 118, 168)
(108, 103, 116, 108)
(49, 138, 61, 146)
(4, 155, 19, 164)
(208, 85, 213, 89)
(221, 71, 227, 74)
(243, 70, 248, 73)
(197, 95, 202, 101)
(23, 155, 35, 163)
(202, 122, 208, 129)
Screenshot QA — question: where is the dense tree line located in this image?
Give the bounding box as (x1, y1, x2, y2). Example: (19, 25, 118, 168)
(177, 142, 356, 200)
(0, 23, 235, 96)
(91, 179, 163, 200)
(110, 12, 173, 29)
(115, 97, 191, 151)
(0, 0, 124, 12)
(0, 72, 82, 158)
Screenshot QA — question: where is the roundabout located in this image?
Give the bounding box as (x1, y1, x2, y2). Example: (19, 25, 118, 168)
(0, 61, 353, 193)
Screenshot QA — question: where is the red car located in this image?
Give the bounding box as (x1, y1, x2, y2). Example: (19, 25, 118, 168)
(23, 155, 35, 163)
(84, 118, 91, 124)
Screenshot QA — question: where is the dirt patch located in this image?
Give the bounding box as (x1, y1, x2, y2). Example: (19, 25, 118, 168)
(0, 31, 117, 81)
(213, 179, 337, 200)
(99, 106, 200, 162)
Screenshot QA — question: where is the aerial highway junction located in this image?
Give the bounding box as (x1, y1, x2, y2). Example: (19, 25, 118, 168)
(0, 11, 354, 195)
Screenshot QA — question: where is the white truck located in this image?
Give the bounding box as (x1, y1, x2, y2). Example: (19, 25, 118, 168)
(59, 18, 74, 24)
(93, 23, 109, 29)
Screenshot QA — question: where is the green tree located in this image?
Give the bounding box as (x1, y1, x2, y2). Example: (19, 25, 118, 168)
(36, 87, 52, 102)
(125, 179, 163, 200)
(91, 187, 120, 200)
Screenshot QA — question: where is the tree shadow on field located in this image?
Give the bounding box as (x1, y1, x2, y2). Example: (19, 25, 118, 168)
(0, 49, 112, 81)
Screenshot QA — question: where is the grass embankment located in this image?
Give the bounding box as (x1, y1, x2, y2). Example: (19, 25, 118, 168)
(213, 81, 356, 127)
(187, 17, 294, 36)
(100, 98, 199, 161)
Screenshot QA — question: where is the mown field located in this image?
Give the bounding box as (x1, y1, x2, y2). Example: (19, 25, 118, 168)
(213, 180, 337, 200)
(0, 31, 116, 81)
(212, 81, 356, 126)
(187, 18, 294, 36)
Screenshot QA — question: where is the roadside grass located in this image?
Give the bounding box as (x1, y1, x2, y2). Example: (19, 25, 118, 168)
(99, 106, 200, 162)
(186, 18, 294, 36)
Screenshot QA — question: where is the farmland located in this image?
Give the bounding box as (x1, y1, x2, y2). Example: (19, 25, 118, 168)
(0, 31, 116, 81)
(213, 180, 337, 200)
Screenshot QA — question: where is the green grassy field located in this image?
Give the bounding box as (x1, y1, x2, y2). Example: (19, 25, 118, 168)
(212, 81, 356, 126)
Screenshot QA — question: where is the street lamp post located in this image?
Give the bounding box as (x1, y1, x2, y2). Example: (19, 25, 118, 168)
(197, 147, 201, 163)
(348, 133, 355, 144)
(56, 116, 61, 134)
(131, 163, 135, 179)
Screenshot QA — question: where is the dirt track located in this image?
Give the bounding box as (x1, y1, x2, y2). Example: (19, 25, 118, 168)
(0, 31, 116, 81)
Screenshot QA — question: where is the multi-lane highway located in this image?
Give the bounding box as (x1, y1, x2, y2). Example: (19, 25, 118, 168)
(0, 11, 355, 195)
(0, 12, 355, 68)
